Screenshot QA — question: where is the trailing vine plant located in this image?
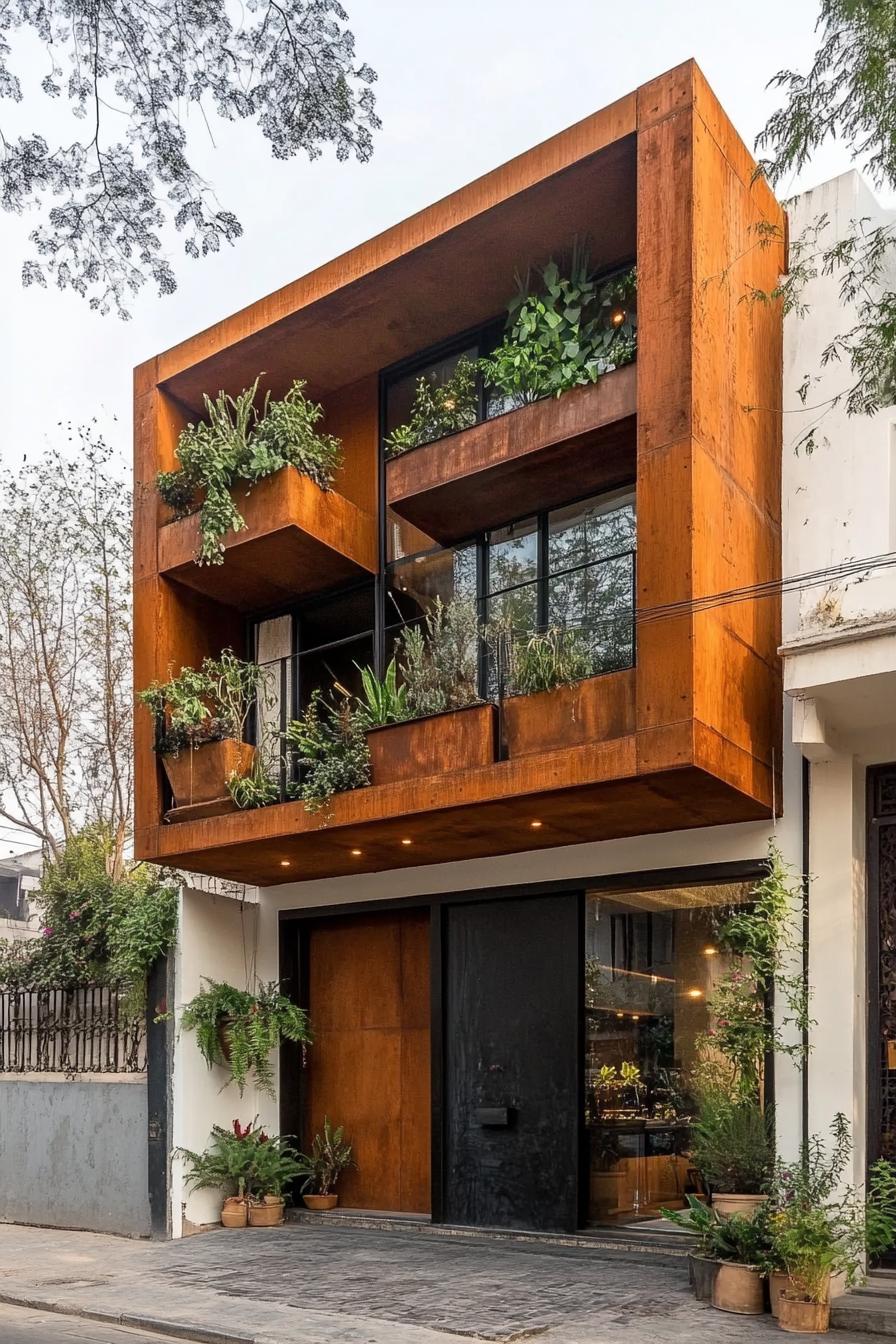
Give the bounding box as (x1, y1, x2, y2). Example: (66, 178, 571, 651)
(157, 378, 343, 563)
(701, 837, 812, 1095)
(180, 978, 312, 1097)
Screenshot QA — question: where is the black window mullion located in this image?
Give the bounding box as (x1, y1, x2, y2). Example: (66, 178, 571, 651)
(537, 511, 549, 630)
(478, 534, 489, 698)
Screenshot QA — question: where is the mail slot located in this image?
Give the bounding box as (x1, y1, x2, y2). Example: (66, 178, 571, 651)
(476, 1106, 513, 1127)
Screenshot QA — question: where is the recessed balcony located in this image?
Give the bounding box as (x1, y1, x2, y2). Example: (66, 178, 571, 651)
(157, 466, 377, 610)
(385, 365, 636, 546)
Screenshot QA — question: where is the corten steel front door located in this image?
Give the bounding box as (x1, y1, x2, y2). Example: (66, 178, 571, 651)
(441, 892, 581, 1232)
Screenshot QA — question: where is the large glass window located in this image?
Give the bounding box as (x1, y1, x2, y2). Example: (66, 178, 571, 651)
(584, 880, 758, 1226)
(382, 488, 637, 694)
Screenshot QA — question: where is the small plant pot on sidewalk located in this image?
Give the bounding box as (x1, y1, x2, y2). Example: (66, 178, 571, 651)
(712, 1263, 765, 1315)
(778, 1292, 830, 1334)
(367, 703, 496, 785)
(712, 1193, 769, 1220)
(768, 1270, 789, 1317)
(162, 739, 254, 807)
(303, 1194, 339, 1211)
(248, 1196, 285, 1227)
(689, 1254, 721, 1303)
(221, 1197, 248, 1228)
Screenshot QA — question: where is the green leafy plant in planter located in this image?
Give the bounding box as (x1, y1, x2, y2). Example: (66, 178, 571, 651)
(395, 597, 481, 718)
(296, 1117, 355, 1200)
(157, 377, 342, 564)
(487, 622, 593, 697)
(690, 1095, 774, 1198)
(181, 979, 312, 1097)
(384, 356, 478, 457)
(139, 650, 265, 756)
(355, 658, 410, 727)
(768, 1116, 896, 1299)
(227, 753, 281, 810)
(479, 249, 637, 412)
(284, 691, 371, 813)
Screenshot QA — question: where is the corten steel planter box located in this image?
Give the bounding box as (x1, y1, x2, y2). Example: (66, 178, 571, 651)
(367, 703, 497, 785)
(502, 669, 635, 759)
(162, 739, 254, 808)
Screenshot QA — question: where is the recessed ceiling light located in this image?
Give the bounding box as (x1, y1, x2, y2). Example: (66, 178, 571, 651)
(530, 819, 543, 829)
(401, 838, 413, 846)
(632, 1014, 640, 1022)
(279, 860, 291, 868)
(350, 848, 362, 857)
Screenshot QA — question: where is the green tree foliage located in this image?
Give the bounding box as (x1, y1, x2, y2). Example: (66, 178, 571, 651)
(0, 827, 177, 1007)
(1, 2, 378, 315)
(756, 1, 896, 452)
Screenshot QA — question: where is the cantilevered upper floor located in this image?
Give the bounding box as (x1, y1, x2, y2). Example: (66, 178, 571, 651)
(133, 59, 785, 886)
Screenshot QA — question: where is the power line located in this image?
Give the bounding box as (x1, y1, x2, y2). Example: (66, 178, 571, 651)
(634, 550, 896, 627)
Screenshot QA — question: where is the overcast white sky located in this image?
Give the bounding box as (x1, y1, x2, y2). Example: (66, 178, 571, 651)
(0, 0, 866, 465)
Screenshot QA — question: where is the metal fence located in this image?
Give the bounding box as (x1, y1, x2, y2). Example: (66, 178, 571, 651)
(0, 983, 145, 1074)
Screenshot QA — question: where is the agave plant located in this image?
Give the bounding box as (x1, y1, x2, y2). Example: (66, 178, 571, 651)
(355, 658, 410, 728)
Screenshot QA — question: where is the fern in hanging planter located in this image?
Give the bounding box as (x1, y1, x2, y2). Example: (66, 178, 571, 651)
(181, 979, 312, 1097)
(157, 377, 343, 564)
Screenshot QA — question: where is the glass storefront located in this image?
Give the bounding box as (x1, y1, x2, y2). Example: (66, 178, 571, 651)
(584, 879, 755, 1225)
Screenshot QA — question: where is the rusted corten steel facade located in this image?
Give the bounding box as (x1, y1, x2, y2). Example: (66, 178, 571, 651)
(133, 60, 785, 888)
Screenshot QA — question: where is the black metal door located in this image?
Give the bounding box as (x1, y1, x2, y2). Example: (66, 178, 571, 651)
(441, 892, 581, 1232)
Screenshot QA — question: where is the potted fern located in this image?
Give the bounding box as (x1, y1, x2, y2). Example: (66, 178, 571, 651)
(139, 650, 266, 810)
(176, 1118, 267, 1228)
(181, 979, 312, 1097)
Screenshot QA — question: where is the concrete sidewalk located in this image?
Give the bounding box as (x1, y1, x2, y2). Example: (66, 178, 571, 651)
(0, 1221, 875, 1343)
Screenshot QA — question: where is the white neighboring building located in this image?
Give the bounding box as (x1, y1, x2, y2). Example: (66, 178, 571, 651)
(783, 171, 896, 1191)
(0, 851, 42, 942)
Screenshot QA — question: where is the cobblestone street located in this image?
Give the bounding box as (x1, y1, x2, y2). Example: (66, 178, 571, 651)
(0, 1222, 878, 1343)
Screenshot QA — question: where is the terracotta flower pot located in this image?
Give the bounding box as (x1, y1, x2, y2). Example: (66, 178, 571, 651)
(712, 1262, 765, 1315)
(221, 1197, 248, 1228)
(778, 1293, 830, 1334)
(689, 1254, 721, 1303)
(248, 1196, 285, 1227)
(768, 1270, 788, 1317)
(302, 1193, 338, 1211)
(162, 738, 254, 808)
(712, 1192, 769, 1219)
(367, 704, 496, 785)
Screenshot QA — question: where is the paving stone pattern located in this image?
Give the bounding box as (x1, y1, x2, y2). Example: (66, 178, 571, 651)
(0, 1221, 878, 1343)
(162, 1226, 686, 1338)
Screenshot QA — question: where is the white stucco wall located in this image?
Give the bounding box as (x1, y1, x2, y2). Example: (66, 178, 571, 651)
(784, 171, 896, 644)
(783, 170, 896, 1191)
(170, 883, 279, 1237)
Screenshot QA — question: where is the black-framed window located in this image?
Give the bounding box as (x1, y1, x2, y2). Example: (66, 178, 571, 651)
(249, 582, 376, 762)
(383, 486, 636, 691)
